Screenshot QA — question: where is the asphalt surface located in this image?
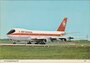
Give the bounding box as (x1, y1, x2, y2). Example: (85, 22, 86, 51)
(0, 42, 77, 46)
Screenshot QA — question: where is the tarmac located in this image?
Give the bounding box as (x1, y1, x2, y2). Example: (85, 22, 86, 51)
(0, 42, 77, 46)
(0, 44, 49, 46)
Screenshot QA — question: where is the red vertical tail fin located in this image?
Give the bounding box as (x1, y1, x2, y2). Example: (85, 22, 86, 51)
(57, 17, 67, 31)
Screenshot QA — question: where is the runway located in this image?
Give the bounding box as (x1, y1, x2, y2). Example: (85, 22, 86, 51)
(0, 42, 77, 46)
(0, 44, 49, 46)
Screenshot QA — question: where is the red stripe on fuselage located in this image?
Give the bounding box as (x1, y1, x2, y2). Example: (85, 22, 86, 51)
(10, 33, 64, 36)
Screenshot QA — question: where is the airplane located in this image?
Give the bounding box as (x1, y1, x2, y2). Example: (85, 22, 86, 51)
(7, 17, 73, 44)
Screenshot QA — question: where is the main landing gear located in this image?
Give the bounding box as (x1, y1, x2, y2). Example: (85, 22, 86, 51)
(35, 39, 46, 44)
(59, 38, 67, 42)
(27, 41, 31, 44)
(13, 42, 16, 44)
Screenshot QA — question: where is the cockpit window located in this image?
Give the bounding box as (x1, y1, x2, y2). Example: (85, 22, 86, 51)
(7, 29, 15, 35)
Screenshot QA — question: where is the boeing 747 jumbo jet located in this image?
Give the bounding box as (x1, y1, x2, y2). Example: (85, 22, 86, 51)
(7, 17, 73, 44)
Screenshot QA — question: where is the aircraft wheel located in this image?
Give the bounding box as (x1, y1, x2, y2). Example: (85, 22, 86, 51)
(40, 42, 46, 44)
(27, 41, 31, 44)
(13, 42, 16, 44)
(60, 38, 67, 42)
(63, 38, 67, 41)
(35, 42, 39, 44)
(44, 39, 47, 42)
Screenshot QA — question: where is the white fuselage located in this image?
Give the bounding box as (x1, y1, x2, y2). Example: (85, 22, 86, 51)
(7, 28, 65, 40)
